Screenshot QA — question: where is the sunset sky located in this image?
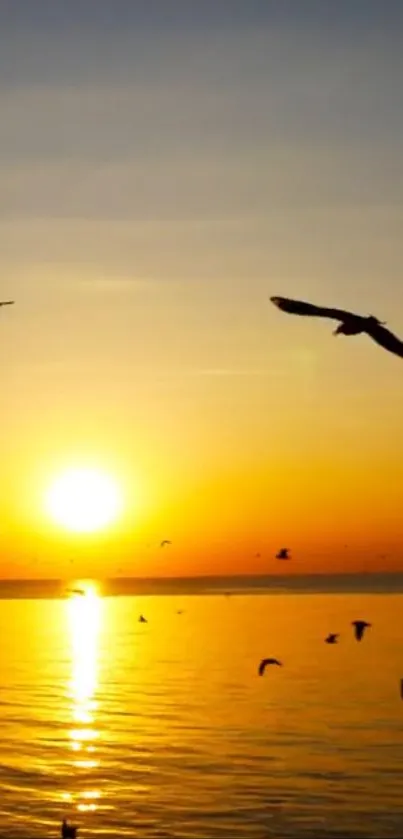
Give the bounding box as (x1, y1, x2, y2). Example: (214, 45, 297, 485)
(1, 1, 403, 578)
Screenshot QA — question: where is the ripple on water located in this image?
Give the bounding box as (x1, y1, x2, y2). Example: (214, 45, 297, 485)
(0, 593, 403, 837)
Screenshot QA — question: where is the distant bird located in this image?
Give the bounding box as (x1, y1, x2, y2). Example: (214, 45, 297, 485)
(270, 295, 403, 360)
(139, 614, 147, 623)
(352, 620, 371, 641)
(70, 588, 85, 596)
(400, 679, 403, 700)
(61, 820, 77, 839)
(258, 658, 282, 675)
(0, 300, 14, 308)
(325, 633, 339, 644)
(160, 540, 171, 548)
(177, 610, 183, 615)
(254, 553, 261, 559)
(276, 548, 290, 560)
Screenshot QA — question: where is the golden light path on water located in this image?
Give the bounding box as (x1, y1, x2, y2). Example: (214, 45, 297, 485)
(64, 583, 103, 814)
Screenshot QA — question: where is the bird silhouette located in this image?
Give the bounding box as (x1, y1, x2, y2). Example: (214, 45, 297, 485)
(352, 620, 371, 641)
(139, 614, 147, 623)
(160, 540, 171, 548)
(61, 820, 77, 838)
(276, 548, 290, 560)
(70, 588, 85, 596)
(270, 295, 403, 359)
(0, 300, 14, 308)
(325, 633, 339, 644)
(258, 658, 282, 675)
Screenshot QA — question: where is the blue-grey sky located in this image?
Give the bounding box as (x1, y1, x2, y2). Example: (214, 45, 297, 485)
(1, 1, 403, 576)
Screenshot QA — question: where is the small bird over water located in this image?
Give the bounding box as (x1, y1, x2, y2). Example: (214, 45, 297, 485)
(325, 633, 339, 644)
(61, 819, 77, 838)
(258, 658, 282, 675)
(352, 620, 371, 641)
(276, 548, 290, 560)
(270, 295, 403, 360)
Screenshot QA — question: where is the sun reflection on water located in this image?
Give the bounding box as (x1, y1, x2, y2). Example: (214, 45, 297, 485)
(66, 582, 102, 813)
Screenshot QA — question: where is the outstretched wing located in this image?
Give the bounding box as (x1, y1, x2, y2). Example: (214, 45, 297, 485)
(366, 322, 403, 360)
(270, 296, 354, 321)
(0, 301, 14, 307)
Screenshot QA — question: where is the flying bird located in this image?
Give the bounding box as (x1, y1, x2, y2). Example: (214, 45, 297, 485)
(160, 540, 172, 548)
(258, 658, 282, 675)
(138, 614, 147, 623)
(61, 820, 78, 839)
(276, 548, 290, 560)
(352, 620, 371, 641)
(325, 633, 339, 644)
(0, 301, 14, 307)
(270, 296, 403, 359)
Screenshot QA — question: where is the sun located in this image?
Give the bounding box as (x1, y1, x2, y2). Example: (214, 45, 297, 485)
(45, 467, 122, 533)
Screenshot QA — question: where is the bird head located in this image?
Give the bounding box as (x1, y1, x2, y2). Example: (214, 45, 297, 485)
(367, 315, 385, 327)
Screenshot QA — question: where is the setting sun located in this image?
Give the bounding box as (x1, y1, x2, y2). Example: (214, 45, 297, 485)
(45, 468, 122, 534)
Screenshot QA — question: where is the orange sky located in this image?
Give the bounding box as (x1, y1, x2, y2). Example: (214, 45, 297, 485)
(1, 3, 403, 578)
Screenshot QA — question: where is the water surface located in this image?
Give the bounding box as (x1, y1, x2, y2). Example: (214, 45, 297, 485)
(0, 587, 402, 837)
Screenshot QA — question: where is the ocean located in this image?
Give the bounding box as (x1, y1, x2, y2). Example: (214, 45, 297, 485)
(0, 574, 402, 838)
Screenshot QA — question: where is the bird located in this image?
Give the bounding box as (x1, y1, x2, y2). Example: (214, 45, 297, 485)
(160, 540, 171, 548)
(0, 300, 14, 307)
(270, 295, 403, 360)
(400, 679, 403, 700)
(276, 548, 290, 560)
(325, 633, 339, 644)
(61, 820, 78, 839)
(352, 620, 371, 641)
(70, 588, 85, 596)
(258, 658, 282, 675)
(139, 614, 147, 623)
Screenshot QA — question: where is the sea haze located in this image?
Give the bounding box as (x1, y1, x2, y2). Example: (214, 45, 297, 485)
(0, 571, 403, 599)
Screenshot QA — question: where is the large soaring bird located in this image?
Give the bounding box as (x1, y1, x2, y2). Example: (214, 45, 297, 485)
(270, 296, 403, 359)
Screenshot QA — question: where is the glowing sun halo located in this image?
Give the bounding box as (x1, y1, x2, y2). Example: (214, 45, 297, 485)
(45, 468, 122, 533)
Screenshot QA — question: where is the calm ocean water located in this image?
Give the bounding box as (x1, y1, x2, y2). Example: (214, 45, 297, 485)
(0, 579, 402, 838)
